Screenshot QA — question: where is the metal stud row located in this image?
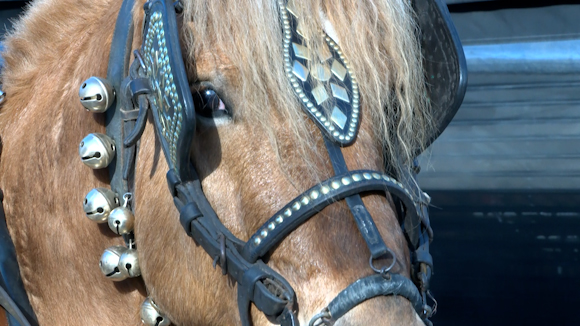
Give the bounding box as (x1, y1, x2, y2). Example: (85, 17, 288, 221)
(252, 172, 410, 246)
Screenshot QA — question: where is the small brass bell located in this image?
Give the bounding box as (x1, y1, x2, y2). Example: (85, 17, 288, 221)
(107, 194, 134, 235)
(141, 298, 171, 326)
(79, 76, 115, 112)
(118, 248, 141, 278)
(79, 133, 116, 169)
(83, 188, 119, 223)
(99, 246, 128, 281)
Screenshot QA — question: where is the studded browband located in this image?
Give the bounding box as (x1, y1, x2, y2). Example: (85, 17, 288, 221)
(73, 0, 436, 325)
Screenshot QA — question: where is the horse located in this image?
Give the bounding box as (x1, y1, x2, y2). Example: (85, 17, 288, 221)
(0, 0, 465, 325)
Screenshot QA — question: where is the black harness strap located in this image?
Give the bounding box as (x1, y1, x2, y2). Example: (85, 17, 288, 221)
(241, 169, 422, 263)
(326, 274, 424, 324)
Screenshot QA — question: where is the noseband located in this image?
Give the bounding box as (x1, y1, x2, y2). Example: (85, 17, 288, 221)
(0, 0, 467, 324)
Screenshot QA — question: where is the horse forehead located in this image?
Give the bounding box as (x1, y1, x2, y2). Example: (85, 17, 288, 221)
(193, 50, 237, 82)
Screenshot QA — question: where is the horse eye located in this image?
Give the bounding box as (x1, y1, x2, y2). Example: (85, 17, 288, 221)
(192, 88, 230, 119)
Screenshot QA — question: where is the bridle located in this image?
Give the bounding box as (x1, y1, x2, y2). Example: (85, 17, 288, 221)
(0, 0, 467, 325)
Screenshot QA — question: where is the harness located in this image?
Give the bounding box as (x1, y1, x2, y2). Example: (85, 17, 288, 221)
(0, 0, 466, 325)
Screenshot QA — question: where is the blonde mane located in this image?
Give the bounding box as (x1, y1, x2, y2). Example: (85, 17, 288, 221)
(183, 0, 432, 175)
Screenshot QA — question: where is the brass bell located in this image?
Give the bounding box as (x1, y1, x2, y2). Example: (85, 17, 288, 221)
(99, 246, 128, 281)
(141, 298, 171, 326)
(79, 133, 116, 169)
(79, 76, 115, 112)
(107, 206, 134, 235)
(83, 188, 119, 223)
(118, 248, 141, 278)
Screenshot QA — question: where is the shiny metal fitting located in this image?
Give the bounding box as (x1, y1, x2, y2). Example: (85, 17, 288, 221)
(0, 89, 5, 107)
(99, 246, 128, 281)
(79, 133, 116, 169)
(79, 76, 115, 112)
(141, 298, 171, 326)
(118, 248, 141, 278)
(107, 206, 134, 235)
(83, 188, 119, 223)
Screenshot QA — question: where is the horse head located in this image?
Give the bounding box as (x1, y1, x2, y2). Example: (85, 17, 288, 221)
(0, 0, 465, 325)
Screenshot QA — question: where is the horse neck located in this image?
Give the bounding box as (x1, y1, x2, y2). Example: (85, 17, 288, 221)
(0, 0, 147, 324)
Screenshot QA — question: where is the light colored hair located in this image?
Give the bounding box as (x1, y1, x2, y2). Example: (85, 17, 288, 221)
(183, 0, 432, 176)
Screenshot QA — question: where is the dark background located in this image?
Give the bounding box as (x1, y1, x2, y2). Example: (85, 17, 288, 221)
(2, 0, 579, 325)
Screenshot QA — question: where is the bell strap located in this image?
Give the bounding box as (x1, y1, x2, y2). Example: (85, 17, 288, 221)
(106, 0, 136, 197)
(241, 169, 422, 263)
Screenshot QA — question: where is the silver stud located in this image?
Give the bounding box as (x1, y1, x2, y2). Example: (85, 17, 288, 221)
(260, 229, 268, 238)
(372, 173, 381, 179)
(292, 202, 301, 211)
(268, 222, 276, 231)
(141, 298, 171, 326)
(342, 177, 352, 185)
(83, 188, 119, 223)
(310, 190, 320, 200)
(254, 237, 262, 245)
(79, 133, 116, 169)
(118, 248, 141, 278)
(301, 196, 310, 205)
(99, 246, 128, 281)
(321, 186, 330, 194)
(331, 181, 341, 189)
(79, 77, 115, 113)
(363, 173, 372, 180)
(276, 216, 284, 224)
(352, 174, 362, 182)
(284, 208, 292, 217)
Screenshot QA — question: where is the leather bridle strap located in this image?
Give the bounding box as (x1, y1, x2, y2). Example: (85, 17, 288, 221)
(241, 168, 422, 263)
(172, 173, 297, 326)
(320, 274, 424, 325)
